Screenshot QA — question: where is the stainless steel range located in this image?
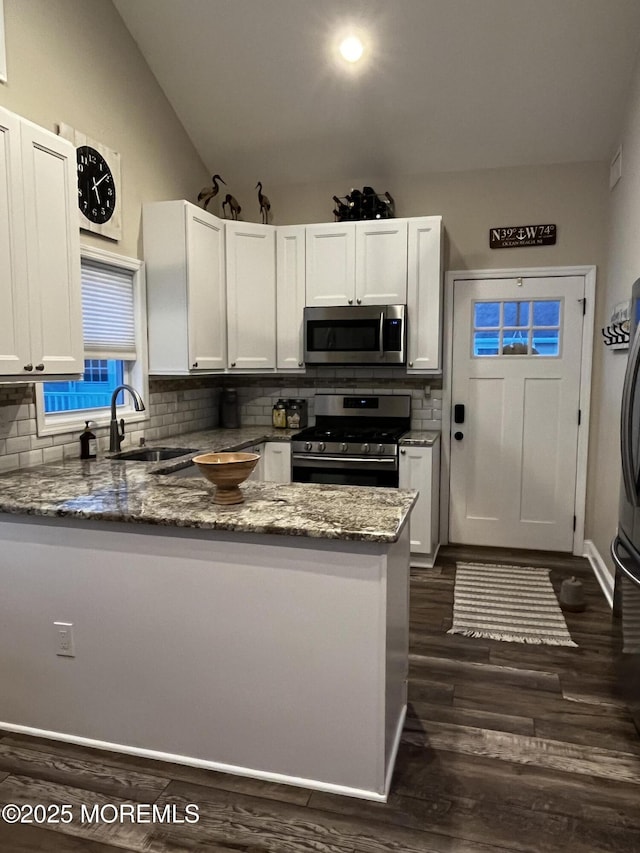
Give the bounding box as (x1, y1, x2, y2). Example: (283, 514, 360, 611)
(291, 394, 411, 488)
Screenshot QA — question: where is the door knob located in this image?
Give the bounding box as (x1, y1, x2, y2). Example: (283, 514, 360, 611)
(454, 431, 464, 441)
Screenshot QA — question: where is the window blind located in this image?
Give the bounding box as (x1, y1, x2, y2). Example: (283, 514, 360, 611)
(82, 260, 137, 360)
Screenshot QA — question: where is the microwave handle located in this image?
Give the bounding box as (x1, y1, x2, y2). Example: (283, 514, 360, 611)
(379, 311, 384, 357)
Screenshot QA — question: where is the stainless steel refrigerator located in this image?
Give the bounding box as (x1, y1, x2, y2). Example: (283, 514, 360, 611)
(612, 278, 640, 735)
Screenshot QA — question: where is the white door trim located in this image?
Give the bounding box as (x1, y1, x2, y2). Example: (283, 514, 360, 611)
(440, 265, 595, 556)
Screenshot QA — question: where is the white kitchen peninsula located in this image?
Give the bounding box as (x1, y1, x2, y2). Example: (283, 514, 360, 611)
(0, 457, 415, 802)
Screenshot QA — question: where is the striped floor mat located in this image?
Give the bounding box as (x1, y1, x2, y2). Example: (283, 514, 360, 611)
(448, 562, 577, 647)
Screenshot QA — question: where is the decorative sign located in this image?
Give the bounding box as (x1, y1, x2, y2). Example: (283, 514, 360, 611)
(490, 224, 556, 249)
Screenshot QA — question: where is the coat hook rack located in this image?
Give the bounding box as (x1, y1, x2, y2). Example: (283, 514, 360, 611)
(601, 322, 630, 349)
(602, 299, 631, 350)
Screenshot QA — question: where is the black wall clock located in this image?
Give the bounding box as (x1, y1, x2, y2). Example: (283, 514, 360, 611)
(58, 123, 122, 241)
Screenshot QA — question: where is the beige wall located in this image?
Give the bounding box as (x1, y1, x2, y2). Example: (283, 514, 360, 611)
(0, 0, 209, 259)
(589, 50, 640, 571)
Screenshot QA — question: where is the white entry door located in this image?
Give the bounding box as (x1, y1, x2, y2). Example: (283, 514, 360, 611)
(449, 275, 585, 551)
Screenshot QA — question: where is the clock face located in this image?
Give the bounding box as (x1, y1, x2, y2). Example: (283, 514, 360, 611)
(76, 146, 116, 224)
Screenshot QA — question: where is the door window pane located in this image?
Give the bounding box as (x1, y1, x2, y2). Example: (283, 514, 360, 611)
(474, 302, 500, 328)
(533, 300, 560, 326)
(532, 329, 560, 356)
(473, 298, 561, 358)
(474, 331, 500, 356)
(502, 330, 530, 354)
(503, 301, 530, 327)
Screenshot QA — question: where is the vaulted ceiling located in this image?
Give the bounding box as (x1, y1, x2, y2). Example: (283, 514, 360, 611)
(114, 0, 640, 185)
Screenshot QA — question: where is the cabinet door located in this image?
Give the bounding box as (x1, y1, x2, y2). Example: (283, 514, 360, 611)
(355, 220, 408, 305)
(399, 443, 439, 556)
(262, 442, 291, 483)
(226, 223, 276, 369)
(305, 223, 355, 306)
(276, 226, 305, 371)
(407, 217, 442, 372)
(0, 107, 31, 375)
(186, 208, 227, 371)
(21, 121, 83, 376)
(247, 443, 265, 481)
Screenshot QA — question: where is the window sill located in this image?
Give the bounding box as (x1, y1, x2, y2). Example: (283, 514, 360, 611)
(36, 409, 150, 439)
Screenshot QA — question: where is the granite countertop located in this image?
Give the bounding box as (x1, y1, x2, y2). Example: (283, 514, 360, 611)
(398, 430, 440, 447)
(0, 426, 417, 543)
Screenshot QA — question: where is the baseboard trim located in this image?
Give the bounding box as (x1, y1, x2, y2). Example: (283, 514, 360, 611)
(0, 722, 388, 802)
(583, 539, 614, 609)
(410, 544, 440, 569)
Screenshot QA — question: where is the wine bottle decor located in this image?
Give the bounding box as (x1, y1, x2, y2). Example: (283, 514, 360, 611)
(332, 186, 395, 221)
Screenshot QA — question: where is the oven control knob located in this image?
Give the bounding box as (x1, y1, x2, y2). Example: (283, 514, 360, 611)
(377, 444, 384, 454)
(361, 443, 370, 454)
(318, 442, 326, 452)
(340, 442, 348, 452)
(305, 442, 312, 451)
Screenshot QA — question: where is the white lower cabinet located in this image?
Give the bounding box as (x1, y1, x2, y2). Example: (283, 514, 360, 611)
(398, 438, 440, 565)
(247, 442, 291, 483)
(262, 442, 292, 483)
(0, 105, 83, 379)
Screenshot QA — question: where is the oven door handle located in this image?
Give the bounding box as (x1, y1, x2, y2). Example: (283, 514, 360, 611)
(292, 453, 396, 464)
(379, 311, 385, 358)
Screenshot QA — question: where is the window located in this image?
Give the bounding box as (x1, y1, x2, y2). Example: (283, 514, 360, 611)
(472, 299, 562, 357)
(36, 247, 147, 436)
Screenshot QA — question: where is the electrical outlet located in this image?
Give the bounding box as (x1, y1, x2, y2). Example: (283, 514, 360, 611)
(54, 622, 75, 657)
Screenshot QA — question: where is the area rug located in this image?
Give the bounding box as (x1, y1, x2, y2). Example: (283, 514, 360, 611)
(448, 562, 577, 646)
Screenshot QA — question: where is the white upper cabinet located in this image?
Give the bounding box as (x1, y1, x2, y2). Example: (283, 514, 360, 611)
(145, 200, 227, 374)
(226, 221, 276, 370)
(276, 225, 305, 371)
(0, 108, 31, 375)
(407, 216, 443, 373)
(355, 220, 408, 305)
(0, 106, 83, 379)
(305, 222, 355, 307)
(306, 220, 408, 307)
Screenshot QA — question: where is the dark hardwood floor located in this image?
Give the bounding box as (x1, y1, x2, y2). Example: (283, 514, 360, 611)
(1, 545, 639, 852)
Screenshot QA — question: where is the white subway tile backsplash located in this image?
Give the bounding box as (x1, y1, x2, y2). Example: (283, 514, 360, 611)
(19, 449, 43, 468)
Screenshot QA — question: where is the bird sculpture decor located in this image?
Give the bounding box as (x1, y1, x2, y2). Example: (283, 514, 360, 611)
(197, 174, 226, 210)
(256, 181, 271, 224)
(222, 193, 242, 220)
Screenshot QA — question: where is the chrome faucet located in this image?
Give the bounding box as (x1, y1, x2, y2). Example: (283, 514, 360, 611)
(109, 384, 146, 453)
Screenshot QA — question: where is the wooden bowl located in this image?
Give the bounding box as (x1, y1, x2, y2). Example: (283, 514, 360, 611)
(192, 451, 260, 504)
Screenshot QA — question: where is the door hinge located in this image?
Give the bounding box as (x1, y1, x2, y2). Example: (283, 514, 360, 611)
(578, 409, 581, 425)
(573, 515, 577, 531)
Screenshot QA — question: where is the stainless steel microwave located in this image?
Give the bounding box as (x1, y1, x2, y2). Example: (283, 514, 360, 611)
(303, 305, 406, 365)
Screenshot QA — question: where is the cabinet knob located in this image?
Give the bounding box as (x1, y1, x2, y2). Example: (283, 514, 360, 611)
(356, 298, 362, 305)
(23, 363, 33, 372)
(35, 363, 45, 371)
(231, 362, 236, 367)
(408, 361, 414, 367)
(400, 448, 406, 454)
(192, 362, 198, 368)
(298, 361, 303, 367)
(348, 299, 353, 305)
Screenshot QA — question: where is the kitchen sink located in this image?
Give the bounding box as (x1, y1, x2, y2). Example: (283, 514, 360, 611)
(110, 447, 199, 462)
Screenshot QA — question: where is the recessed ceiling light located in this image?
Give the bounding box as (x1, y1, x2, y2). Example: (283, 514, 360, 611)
(339, 35, 364, 63)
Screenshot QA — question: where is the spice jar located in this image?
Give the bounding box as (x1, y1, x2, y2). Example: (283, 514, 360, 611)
(272, 399, 288, 429)
(286, 399, 302, 430)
